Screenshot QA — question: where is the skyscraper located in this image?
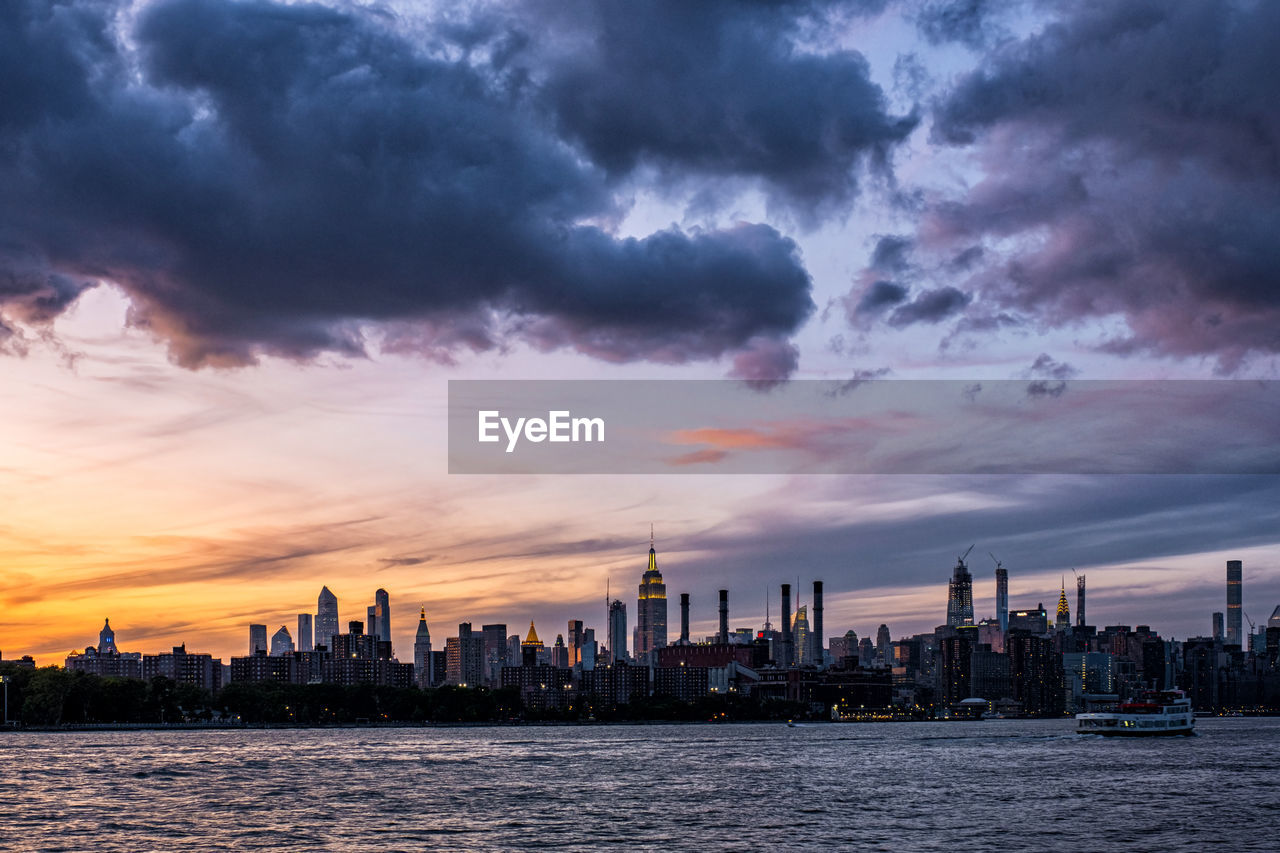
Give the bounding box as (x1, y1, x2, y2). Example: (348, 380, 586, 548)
(552, 634, 569, 669)
(793, 606, 811, 666)
(521, 621, 545, 666)
(946, 549, 974, 627)
(366, 605, 378, 643)
(316, 586, 339, 651)
(1227, 560, 1242, 647)
(297, 613, 314, 652)
(635, 531, 668, 662)
(414, 607, 433, 688)
(270, 625, 293, 656)
(1055, 580, 1070, 632)
(249, 624, 268, 656)
(567, 620, 585, 667)
(1076, 574, 1086, 628)
(375, 588, 391, 648)
(1213, 611, 1224, 641)
(876, 623, 891, 667)
(608, 598, 628, 663)
(995, 565, 1009, 632)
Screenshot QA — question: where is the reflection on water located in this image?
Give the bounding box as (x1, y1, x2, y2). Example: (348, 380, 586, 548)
(1, 718, 1276, 851)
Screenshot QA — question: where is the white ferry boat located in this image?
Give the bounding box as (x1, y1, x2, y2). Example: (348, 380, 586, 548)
(1075, 689, 1195, 736)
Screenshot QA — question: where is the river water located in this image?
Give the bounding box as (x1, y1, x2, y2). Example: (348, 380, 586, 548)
(1, 718, 1275, 851)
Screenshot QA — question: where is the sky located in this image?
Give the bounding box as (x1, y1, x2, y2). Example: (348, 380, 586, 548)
(2, 0, 1279, 664)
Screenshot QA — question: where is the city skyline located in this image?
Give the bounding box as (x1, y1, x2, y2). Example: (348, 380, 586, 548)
(1, 0, 1278, 674)
(11, 535, 1275, 669)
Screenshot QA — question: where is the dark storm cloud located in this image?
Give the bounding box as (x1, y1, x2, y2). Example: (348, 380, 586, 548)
(855, 280, 909, 315)
(868, 235, 914, 274)
(517, 0, 918, 223)
(923, 0, 1280, 371)
(887, 286, 970, 327)
(912, 0, 1009, 49)
(1028, 353, 1077, 381)
(0, 0, 842, 371)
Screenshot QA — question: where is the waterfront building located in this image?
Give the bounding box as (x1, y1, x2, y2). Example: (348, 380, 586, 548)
(1008, 630, 1063, 716)
(653, 664, 710, 701)
(64, 619, 143, 679)
(582, 660, 650, 707)
(970, 643, 1012, 703)
(142, 645, 223, 691)
(939, 627, 974, 706)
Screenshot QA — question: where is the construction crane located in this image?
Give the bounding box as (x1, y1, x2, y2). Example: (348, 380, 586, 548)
(989, 552, 1002, 570)
(958, 544, 974, 566)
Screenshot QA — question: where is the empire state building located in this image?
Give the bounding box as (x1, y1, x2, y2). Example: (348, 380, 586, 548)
(635, 528, 668, 662)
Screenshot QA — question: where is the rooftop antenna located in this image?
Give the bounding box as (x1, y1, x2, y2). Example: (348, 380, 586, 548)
(650, 523, 654, 549)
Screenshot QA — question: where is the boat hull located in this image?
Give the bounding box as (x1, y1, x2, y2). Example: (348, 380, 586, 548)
(1077, 726, 1195, 737)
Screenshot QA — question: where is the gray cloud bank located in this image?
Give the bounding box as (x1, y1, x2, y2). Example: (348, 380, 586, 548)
(0, 0, 925, 373)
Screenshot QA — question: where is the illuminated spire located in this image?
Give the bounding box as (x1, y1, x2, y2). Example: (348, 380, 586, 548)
(1056, 577, 1071, 630)
(523, 620, 541, 646)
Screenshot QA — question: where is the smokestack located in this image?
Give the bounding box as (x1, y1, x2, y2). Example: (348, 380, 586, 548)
(718, 589, 729, 644)
(680, 593, 690, 644)
(781, 583, 792, 667)
(813, 581, 824, 669)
